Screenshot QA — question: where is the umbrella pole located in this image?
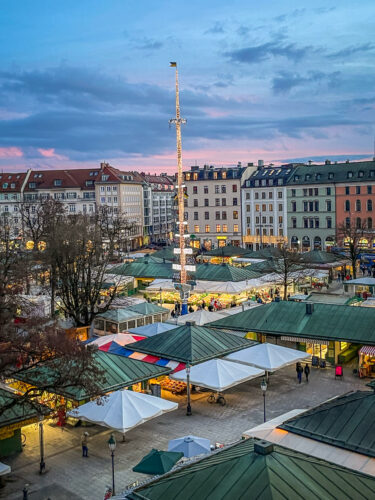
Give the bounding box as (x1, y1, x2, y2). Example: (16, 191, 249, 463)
(186, 364, 192, 416)
(122, 433, 126, 442)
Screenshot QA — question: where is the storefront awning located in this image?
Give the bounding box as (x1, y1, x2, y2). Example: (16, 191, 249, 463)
(359, 345, 375, 355)
(281, 336, 328, 345)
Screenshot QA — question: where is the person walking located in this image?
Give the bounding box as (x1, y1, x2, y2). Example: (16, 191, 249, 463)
(296, 362, 303, 384)
(81, 432, 89, 457)
(304, 363, 310, 382)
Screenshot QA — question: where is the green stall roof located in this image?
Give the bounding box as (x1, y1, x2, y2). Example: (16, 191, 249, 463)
(201, 246, 250, 258)
(111, 261, 174, 280)
(300, 250, 344, 265)
(126, 324, 254, 364)
(128, 302, 169, 316)
(279, 391, 375, 458)
(209, 301, 375, 344)
(15, 351, 171, 402)
(128, 438, 375, 500)
(243, 247, 283, 260)
(0, 388, 49, 428)
(97, 308, 143, 322)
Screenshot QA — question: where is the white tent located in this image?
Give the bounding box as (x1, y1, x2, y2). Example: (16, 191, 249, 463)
(87, 333, 144, 347)
(174, 309, 224, 326)
(226, 343, 309, 371)
(129, 322, 177, 336)
(171, 359, 264, 391)
(0, 462, 11, 476)
(68, 389, 178, 433)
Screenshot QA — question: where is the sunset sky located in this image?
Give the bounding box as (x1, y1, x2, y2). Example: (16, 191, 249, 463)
(0, 0, 374, 173)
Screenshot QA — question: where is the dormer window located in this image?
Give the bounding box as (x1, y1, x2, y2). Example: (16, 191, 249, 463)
(54, 179, 62, 186)
(294, 175, 300, 181)
(10, 183, 15, 189)
(316, 173, 321, 180)
(101, 175, 109, 181)
(347, 171, 353, 178)
(328, 172, 334, 180)
(2, 183, 8, 188)
(85, 180, 94, 186)
(358, 170, 364, 178)
(29, 182, 36, 189)
(305, 174, 311, 181)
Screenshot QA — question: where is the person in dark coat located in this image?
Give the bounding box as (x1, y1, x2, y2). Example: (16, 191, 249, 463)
(296, 362, 303, 384)
(188, 305, 194, 313)
(304, 363, 310, 382)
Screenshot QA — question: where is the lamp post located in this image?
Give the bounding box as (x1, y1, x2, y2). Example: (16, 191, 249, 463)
(38, 416, 46, 474)
(159, 286, 162, 305)
(108, 434, 116, 495)
(186, 364, 192, 416)
(260, 378, 267, 423)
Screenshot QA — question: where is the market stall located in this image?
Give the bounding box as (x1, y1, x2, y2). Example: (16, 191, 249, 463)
(359, 346, 375, 378)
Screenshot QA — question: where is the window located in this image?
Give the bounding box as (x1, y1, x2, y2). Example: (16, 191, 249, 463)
(101, 174, 109, 181)
(204, 185, 208, 194)
(216, 224, 221, 232)
(345, 186, 350, 195)
(246, 217, 250, 224)
(260, 192, 265, 199)
(100, 197, 106, 203)
(303, 218, 308, 228)
(368, 200, 373, 211)
(222, 211, 227, 220)
(100, 186, 105, 193)
(54, 179, 62, 186)
(294, 175, 300, 181)
(345, 200, 350, 211)
(309, 201, 314, 211)
(347, 171, 353, 178)
(28, 182, 36, 189)
(269, 204, 273, 211)
(193, 199, 198, 207)
(368, 217, 373, 229)
(291, 189, 296, 197)
(278, 204, 282, 212)
(194, 225, 200, 233)
(326, 200, 332, 212)
(262, 216, 266, 224)
(246, 204, 250, 212)
(356, 186, 361, 194)
(205, 225, 210, 233)
(371, 171, 375, 178)
(194, 212, 198, 220)
(233, 211, 238, 219)
(213, 172, 218, 179)
(278, 216, 283, 224)
(314, 201, 319, 211)
(215, 211, 220, 220)
(204, 199, 209, 207)
(278, 192, 283, 198)
(233, 198, 238, 206)
(262, 204, 266, 212)
(303, 201, 308, 212)
(255, 204, 260, 212)
(315, 219, 320, 228)
(233, 224, 239, 232)
(279, 228, 284, 236)
(232, 184, 237, 192)
(222, 198, 226, 206)
(222, 224, 227, 232)
(106, 186, 111, 192)
(221, 186, 226, 193)
(345, 217, 350, 228)
(215, 185, 219, 194)
(316, 174, 321, 181)
(193, 173, 198, 180)
(292, 201, 296, 212)
(255, 216, 259, 224)
(309, 188, 313, 196)
(270, 228, 274, 236)
(327, 217, 332, 228)
(222, 172, 226, 179)
(269, 216, 273, 223)
(204, 212, 209, 220)
(356, 217, 361, 229)
(69, 204, 76, 213)
(305, 174, 311, 181)
(255, 192, 259, 199)
(368, 186, 372, 194)
(184, 212, 188, 220)
(358, 170, 364, 178)
(268, 192, 273, 199)
(215, 198, 220, 206)
(314, 188, 318, 196)
(193, 186, 198, 194)
(3, 206, 8, 212)
(246, 192, 250, 200)
(356, 199, 361, 211)
(328, 172, 334, 180)
(303, 188, 308, 197)
(326, 187, 331, 195)
(309, 218, 314, 228)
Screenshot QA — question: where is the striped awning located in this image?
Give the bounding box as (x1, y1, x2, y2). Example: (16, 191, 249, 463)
(281, 336, 328, 345)
(359, 345, 375, 356)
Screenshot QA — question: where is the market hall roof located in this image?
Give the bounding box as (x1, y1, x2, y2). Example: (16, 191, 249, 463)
(300, 250, 345, 265)
(111, 261, 262, 282)
(14, 351, 171, 401)
(127, 438, 375, 500)
(126, 323, 255, 364)
(279, 391, 375, 458)
(209, 301, 375, 344)
(200, 246, 250, 258)
(0, 388, 50, 428)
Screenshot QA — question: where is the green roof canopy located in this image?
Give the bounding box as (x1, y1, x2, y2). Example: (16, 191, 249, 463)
(15, 351, 171, 401)
(111, 261, 174, 280)
(128, 303, 170, 315)
(128, 438, 375, 500)
(243, 247, 282, 259)
(279, 391, 375, 458)
(300, 250, 344, 265)
(201, 246, 250, 258)
(151, 247, 179, 261)
(98, 309, 143, 322)
(133, 449, 184, 475)
(0, 388, 50, 428)
(210, 301, 375, 344)
(126, 324, 254, 364)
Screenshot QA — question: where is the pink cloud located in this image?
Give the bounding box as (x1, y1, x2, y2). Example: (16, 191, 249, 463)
(0, 147, 23, 158)
(37, 148, 66, 160)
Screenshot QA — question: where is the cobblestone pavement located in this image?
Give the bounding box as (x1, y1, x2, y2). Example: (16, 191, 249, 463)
(1, 364, 369, 500)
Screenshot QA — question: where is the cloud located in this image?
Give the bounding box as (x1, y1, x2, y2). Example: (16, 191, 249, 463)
(205, 21, 225, 35)
(0, 146, 23, 158)
(272, 71, 340, 94)
(327, 43, 375, 59)
(37, 148, 66, 160)
(226, 41, 312, 64)
(135, 38, 163, 50)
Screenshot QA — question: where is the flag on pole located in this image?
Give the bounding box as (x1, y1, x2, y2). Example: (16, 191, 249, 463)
(170, 62, 177, 67)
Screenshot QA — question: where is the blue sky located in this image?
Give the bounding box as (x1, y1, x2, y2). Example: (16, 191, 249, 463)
(0, 0, 374, 172)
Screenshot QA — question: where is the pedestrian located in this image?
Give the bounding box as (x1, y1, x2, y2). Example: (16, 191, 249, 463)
(201, 300, 206, 310)
(188, 305, 194, 313)
(81, 432, 89, 457)
(296, 362, 303, 384)
(304, 363, 310, 382)
(171, 309, 175, 319)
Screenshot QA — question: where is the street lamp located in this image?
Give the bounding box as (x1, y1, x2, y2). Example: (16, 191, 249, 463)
(260, 378, 267, 423)
(108, 434, 116, 495)
(159, 286, 162, 305)
(186, 364, 192, 416)
(38, 416, 46, 474)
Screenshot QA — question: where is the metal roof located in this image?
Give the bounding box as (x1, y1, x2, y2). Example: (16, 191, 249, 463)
(15, 351, 171, 401)
(279, 391, 375, 458)
(126, 324, 254, 364)
(202, 246, 250, 258)
(127, 438, 375, 500)
(0, 388, 49, 428)
(300, 250, 344, 265)
(98, 308, 143, 322)
(128, 302, 169, 316)
(209, 301, 375, 344)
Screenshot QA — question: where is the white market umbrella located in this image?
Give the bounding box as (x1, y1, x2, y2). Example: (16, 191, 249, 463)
(226, 343, 310, 372)
(129, 322, 177, 337)
(0, 462, 11, 476)
(168, 435, 211, 457)
(175, 309, 224, 326)
(87, 333, 143, 347)
(68, 390, 178, 433)
(170, 359, 264, 392)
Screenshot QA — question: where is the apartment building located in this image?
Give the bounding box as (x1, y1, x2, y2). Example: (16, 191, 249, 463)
(242, 162, 292, 250)
(184, 164, 254, 250)
(95, 163, 144, 249)
(0, 170, 31, 237)
(286, 162, 337, 251)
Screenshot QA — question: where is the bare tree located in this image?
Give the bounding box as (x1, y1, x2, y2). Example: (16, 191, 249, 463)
(337, 218, 370, 279)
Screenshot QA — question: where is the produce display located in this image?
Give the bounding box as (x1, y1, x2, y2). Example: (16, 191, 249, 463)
(160, 378, 186, 394)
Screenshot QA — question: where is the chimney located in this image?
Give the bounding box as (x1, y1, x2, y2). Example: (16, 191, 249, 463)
(308, 160, 312, 165)
(254, 440, 274, 455)
(306, 302, 314, 315)
(258, 160, 264, 167)
(345, 159, 350, 164)
(247, 162, 254, 167)
(325, 160, 331, 165)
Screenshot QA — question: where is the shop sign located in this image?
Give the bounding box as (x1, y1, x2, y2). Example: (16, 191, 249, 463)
(0, 417, 39, 439)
